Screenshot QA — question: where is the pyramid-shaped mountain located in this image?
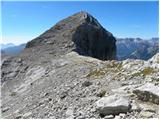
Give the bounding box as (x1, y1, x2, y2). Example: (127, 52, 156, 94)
(26, 11, 116, 60)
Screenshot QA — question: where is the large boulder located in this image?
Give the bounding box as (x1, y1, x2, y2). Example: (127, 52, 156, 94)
(133, 83, 159, 104)
(26, 11, 116, 60)
(95, 94, 131, 116)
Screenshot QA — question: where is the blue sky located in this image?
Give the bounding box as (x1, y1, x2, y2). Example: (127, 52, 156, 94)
(1, 1, 159, 45)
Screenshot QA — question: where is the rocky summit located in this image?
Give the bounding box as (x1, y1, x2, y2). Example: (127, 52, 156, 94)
(1, 11, 159, 119)
(26, 11, 116, 60)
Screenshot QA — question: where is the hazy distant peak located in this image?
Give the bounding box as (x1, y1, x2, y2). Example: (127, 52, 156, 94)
(0, 43, 15, 49)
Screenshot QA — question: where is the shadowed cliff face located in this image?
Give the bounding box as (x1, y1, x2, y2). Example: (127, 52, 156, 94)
(26, 11, 116, 60)
(72, 23, 116, 60)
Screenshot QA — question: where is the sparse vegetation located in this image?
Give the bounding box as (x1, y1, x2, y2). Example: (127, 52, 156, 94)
(117, 62, 123, 70)
(106, 61, 123, 71)
(86, 68, 106, 78)
(131, 67, 156, 77)
(86, 61, 123, 78)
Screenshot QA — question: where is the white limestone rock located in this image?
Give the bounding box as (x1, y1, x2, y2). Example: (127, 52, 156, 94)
(96, 94, 131, 115)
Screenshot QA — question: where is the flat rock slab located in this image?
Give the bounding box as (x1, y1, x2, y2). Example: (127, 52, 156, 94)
(133, 83, 159, 104)
(139, 111, 156, 118)
(96, 94, 131, 116)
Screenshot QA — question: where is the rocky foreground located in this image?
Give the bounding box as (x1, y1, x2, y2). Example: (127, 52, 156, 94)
(1, 52, 159, 119)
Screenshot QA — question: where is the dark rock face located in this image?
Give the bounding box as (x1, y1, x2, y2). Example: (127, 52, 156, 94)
(26, 11, 116, 60)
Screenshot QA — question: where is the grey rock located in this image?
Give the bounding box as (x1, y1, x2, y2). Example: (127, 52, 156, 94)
(59, 91, 68, 99)
(133, 83, 159, 104)
(66, 107, 74, 118)
(130, 100, 141, 112)
(138, 102, 158, 113)
(49, 116, 56, 119)
(82, 81, 92, 87)
(114, 115, 121, 119)
(119, 113, 126, 118)
(15, 114, 22, 119)
(2, 107, 10, 113)
(23, 112, 32, 118)
(104, 115, 115, 119)
(96, 94, 131, 116)
(139, 111, 155, 118)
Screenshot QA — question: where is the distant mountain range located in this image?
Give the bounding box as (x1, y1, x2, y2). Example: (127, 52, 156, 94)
(1, 43, 26, 55)
(116, 38, 159, 60)
(1, 43, 15, 49)
(1, 37, 159, 60)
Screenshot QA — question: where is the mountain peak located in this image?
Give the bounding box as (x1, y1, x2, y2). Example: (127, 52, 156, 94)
(74, 11, 89, 16)
(71, 11, 91, 19)
(72, 11, 101, 27)
(26, 11, 116, 60)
